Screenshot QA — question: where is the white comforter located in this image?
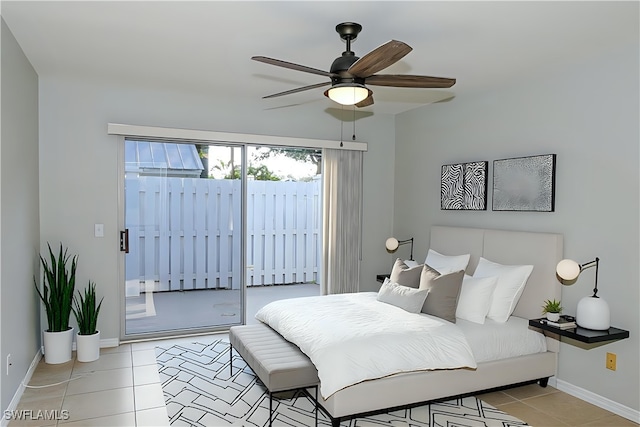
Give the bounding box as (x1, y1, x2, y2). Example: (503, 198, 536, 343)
(255, 292, 477, 398)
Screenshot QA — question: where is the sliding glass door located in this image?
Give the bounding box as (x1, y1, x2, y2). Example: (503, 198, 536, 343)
(122, 140, 244, 338)
(120, 139, 322, 339)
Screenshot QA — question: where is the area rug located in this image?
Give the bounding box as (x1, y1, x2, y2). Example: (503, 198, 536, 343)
(155, 339, 530, 427)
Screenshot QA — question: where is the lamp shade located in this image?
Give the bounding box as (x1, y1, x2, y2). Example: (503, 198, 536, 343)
(556, 259, 581, 281)
(385, 237, 399, 252)
(326, 84, 370, 105)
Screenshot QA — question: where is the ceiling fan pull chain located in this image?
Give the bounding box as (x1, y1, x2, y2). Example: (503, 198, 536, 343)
(352, 107, 357, 140)
(340, 106, 345, 147)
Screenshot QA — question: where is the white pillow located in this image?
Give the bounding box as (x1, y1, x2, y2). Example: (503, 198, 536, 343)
(377, 279, 429, 313)
(456, 275, 498, 324)
(425, 249, 471, 274)
(473, 257, 534, 323)
(403, 259, 419, 268)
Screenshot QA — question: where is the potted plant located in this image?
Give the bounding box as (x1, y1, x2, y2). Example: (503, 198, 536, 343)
(542, 299, 563, 321)
(72, 281, 103, 362)
(34, 243, 77, 364)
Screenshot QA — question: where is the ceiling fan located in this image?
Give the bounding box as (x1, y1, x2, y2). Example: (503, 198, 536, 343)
(252, 22, 456, 108)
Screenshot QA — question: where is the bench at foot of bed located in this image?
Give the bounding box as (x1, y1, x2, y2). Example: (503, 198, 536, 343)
(229, 323, 320, 427)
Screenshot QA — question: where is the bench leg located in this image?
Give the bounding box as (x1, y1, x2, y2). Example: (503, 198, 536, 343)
(314, 386, 318, 427)
(269, 391, 273, 427)
(229, 344, 233, 376)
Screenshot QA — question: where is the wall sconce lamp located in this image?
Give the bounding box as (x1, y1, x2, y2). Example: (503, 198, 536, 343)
(385, 237, 414, 261)
(556, 257, 610, 330)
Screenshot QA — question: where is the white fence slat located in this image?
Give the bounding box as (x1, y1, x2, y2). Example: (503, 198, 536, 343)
(263, 184, 276, 285)
(143, 178, 158, 289)
(206, 182, 220, 288)
(158, 178, 170, 291)
(218, 180, 232, 289)
(194, 180, 207, 289)
(169, 178, 182, 291)
(295, 183, 306, 282)
(284, 182, 295, 283)
(183, 179, 195, 290)
(232, 180, 242, 290)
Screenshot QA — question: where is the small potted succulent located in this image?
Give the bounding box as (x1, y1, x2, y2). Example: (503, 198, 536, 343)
(72, 281, 103, 362)
(542, 299, 563, 321)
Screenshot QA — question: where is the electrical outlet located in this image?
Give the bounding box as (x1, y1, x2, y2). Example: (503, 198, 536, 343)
(6, 354, 11, 375)
(606, 352, 616, 371)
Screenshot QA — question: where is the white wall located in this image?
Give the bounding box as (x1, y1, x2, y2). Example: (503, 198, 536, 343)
(1, 18, 40, 412)
(37, 76, 396, 341)
(394, 43, 639, 412)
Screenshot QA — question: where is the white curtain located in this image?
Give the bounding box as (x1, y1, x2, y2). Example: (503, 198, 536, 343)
(321, 148, 363, 295)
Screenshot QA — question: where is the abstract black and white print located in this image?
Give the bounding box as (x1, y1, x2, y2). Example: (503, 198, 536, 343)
(441, 161, 487, 210)
(493, 154, 556, 212)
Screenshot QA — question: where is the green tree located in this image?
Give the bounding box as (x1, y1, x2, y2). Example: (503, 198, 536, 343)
(196, 145, 209, 178)
(214, 161, 281, 181)
(255, 148, 322, 175)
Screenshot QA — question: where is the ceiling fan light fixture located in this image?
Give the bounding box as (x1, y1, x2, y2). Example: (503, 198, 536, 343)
(325, 83, 371, 106)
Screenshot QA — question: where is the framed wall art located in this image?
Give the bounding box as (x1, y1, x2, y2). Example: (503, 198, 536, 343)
(492, 154, 556, 212)
(441, 161, 488, 210)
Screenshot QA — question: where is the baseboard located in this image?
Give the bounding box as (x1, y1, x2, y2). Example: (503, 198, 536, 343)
(555, 379, 640, 423)
(1, 350, 42, 427)
(99, 337, 120, 348)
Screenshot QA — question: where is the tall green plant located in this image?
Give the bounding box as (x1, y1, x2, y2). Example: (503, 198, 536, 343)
(72, 281, 103, 335)
(34, 243, 77, 332)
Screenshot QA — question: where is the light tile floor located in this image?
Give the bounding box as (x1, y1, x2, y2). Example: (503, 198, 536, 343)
(9, 342, 168, 427)
(10, 333, 639, 427)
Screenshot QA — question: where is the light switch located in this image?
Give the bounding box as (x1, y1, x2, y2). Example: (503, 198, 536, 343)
(94, 223, 104, 238)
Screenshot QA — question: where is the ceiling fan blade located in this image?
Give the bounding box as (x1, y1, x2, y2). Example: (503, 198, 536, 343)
(252, 56, 332, 77)
(348, 40, 412, 78)
(262, 82, 331, 99)
(366, 74, 456, 88)
(356, 95, 374, 108)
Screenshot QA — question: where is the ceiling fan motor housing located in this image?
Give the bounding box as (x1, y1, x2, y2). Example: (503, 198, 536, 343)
(329, 53, 363, 85)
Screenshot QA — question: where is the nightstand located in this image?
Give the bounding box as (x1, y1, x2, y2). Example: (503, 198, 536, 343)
(376, 274, 389, 283)
(529, 318, 629, 344)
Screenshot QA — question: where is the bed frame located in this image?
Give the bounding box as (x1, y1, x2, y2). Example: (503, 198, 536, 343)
(318, 225, 563, 423)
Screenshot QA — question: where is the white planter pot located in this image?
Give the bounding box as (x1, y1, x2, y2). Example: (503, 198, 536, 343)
(43, 328, 74, 364)
(546, 312, 560, 322)
(76, 331, 100, 362)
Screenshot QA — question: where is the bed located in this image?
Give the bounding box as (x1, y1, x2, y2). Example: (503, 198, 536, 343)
(256, 225, 563, 424)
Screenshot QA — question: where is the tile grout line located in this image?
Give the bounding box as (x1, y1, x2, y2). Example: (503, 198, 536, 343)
(130, 346, 140, 427)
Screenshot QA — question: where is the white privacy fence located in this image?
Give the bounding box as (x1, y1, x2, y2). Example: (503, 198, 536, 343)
(125, 177, 322, 291)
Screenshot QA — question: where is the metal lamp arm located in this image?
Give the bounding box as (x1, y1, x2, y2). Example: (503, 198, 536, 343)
(397, 238, 414, 261)
(580, 257, 600, 297)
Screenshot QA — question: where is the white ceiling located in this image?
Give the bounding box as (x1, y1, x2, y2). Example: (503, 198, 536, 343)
(2, 1, 637, 115)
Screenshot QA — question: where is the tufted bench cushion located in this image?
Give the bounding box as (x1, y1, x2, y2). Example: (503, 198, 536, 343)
(229, 323, 319, 391)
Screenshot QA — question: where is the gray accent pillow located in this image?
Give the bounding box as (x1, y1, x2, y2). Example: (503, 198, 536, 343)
(419, 264, 465, 323)
(377, 279, 429, 314)
(389, 258, 423, 289)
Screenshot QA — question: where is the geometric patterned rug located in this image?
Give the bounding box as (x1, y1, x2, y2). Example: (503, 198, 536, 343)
(155, 339, 530, 427)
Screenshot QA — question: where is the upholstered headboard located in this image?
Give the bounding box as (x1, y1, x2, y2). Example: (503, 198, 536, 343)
(430, 225, 563, 321)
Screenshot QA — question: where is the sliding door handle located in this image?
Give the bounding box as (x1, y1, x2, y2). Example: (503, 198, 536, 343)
(120, 229, 129, 253)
